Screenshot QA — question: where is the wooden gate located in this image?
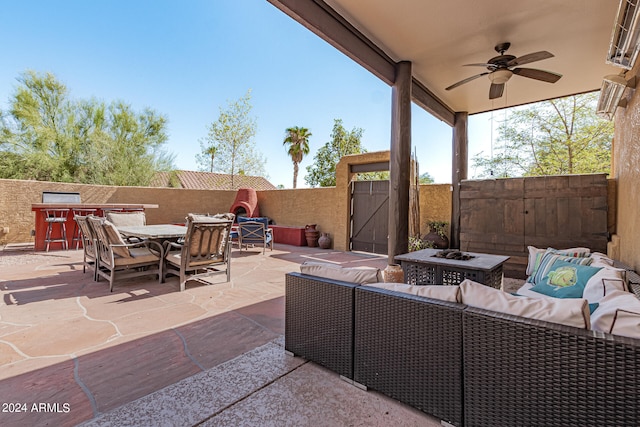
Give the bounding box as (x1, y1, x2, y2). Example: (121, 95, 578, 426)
(460, 174, 609, 278)
(350, 181, 389, 254)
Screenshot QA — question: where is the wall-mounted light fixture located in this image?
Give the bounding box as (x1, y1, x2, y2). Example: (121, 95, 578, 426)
(607, 0, 640, 69)
(596, 74, 629, 120)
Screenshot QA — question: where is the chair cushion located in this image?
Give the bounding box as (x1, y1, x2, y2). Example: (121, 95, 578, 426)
(102, 220, 131, 258)
(365, 283, 461, 303)
(460, 279, 591, 329)
(106, 211, 146, 227)
(166, 252, 225, 268)
(300, 261, 382, 284)
(114, 247, 159, 266)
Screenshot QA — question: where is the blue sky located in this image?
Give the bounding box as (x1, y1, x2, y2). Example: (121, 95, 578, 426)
(1, 0, 493, 187)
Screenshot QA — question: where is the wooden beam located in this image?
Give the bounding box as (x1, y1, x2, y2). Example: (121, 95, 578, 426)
(451, 112, 468, 249)
(389, 61, 412, 263)
(412, 78, 456, 126)
(267, 0, 454, 124)
(350, 161, 390, 173)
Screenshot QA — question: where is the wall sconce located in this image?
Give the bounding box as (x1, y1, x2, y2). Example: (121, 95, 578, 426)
(596, 74, 629, 120)
(607, 0, 640, 69)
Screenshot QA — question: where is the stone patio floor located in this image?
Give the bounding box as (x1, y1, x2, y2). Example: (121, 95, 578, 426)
(0, 244, 452, 427)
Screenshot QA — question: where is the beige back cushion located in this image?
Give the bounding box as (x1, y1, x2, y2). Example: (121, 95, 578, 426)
(364, 283, 462, 303)
(300, 261, 382, 284)
(460, 279, 590, 329)
(102, 220, 131, 258)
(106, 211, 146, 227)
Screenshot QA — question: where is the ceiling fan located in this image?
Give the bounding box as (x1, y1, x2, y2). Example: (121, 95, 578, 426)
(445, 42, 562, 99)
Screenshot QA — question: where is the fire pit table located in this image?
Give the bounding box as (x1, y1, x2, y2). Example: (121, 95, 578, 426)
(394, 248, 509, 289)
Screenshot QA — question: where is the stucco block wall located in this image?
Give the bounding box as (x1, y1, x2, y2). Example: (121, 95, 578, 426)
(1, 167, 453, 253)
(419, 184, 452, 238)
(612, 67, 640, 270)
(0, 179, 236, 245)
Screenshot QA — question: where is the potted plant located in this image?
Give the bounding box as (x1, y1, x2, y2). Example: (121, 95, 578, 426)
(422, 220, 449, 249)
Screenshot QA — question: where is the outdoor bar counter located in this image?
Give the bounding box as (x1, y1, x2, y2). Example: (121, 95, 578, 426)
(31, 203, 159, 251)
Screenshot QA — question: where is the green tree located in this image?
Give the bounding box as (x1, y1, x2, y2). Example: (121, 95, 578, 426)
(472, 93, 613, 178)
(196, 141, 217, 173)
(202, 90, 266, 188)
(283, 126, 311, 188)
(419, 172, 435, 184)
(305, 119, 366, 187)
(0, 70, 174, 185)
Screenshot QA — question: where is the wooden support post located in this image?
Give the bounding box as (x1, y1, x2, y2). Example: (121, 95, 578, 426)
(388, 61, 412, 264)
(451, 112, 468, 249)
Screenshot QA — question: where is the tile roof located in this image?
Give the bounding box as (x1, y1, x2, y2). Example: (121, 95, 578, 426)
(151, 170, 278, 191)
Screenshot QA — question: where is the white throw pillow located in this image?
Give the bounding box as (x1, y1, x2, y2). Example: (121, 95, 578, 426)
(300, 261, 382, 284)
(364, 283, 461, 303)
(591, 290, 640, 338)
(460, 279, 590, 329)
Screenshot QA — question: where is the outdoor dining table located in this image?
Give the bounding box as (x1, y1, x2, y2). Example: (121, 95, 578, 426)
(117, 224, 187, 242)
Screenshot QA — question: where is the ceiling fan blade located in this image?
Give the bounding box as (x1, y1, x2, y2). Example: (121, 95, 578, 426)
(445, 72, 489, 91)
(463, 63, 494, 67)
(512, 67, 562, 83)
(507, 51, 554, 67)
(489, 83, 504, 99)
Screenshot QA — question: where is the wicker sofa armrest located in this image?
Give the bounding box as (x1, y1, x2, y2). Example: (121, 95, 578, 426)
(354, 286, 466, 427)
(463, 306, 640, 427)
(285, 272, 360, 379)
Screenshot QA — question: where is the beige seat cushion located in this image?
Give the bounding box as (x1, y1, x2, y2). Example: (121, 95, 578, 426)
(114, 247, 159, 266)
(166, 252, 224, 268)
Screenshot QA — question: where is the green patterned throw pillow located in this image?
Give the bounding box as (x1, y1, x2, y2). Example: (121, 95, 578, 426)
(530, 259, 602, 299)
(529, 251, 594, 285)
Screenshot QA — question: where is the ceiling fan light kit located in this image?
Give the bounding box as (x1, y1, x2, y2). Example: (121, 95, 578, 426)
(445, 42, 562, 99)
(488, 69, 512, 84)
(596, 74, 629, 120)
(607, 0, 640, 70)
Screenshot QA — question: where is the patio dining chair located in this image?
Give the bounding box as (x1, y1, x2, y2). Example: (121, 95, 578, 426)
(88, 216, 164, 292)
(164, 213, 234, 291)
(237, 217, 273, 254)
(74, 215, 99, 281)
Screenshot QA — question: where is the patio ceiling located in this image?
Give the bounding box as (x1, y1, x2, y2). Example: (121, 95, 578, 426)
(271, 0, 621, 118)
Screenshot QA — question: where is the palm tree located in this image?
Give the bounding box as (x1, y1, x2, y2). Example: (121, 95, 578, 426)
(283, 126, 311, 188)
(205, 145, 217, 173)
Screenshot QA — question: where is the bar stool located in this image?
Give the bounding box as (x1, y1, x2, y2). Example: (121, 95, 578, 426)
(44, 209, 70, 251)
(72, 208, 97, 249)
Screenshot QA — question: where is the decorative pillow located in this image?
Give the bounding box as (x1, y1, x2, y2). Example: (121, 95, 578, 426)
(589, 252, 614, 266)
(300, 261, 382, 284)
(528, 251, 594, 285)
(529, 259, 602, 299)
(364, 283, 461, 303)
(460, 279, 591, 329)
(591, 290, 640, 338)
(526, 246, 590, 276)
(519, 266, 627, 304)
(101, 220, 131, 258)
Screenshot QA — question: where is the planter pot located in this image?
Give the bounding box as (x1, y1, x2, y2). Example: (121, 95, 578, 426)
(318, 232, 331, 249)
(383, 263, 404, 283)
(305, 224, 320, 247)
(423, 231, 449, 249)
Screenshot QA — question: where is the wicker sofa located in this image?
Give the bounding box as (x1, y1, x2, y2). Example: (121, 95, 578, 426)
(285, 272, 640, 427)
